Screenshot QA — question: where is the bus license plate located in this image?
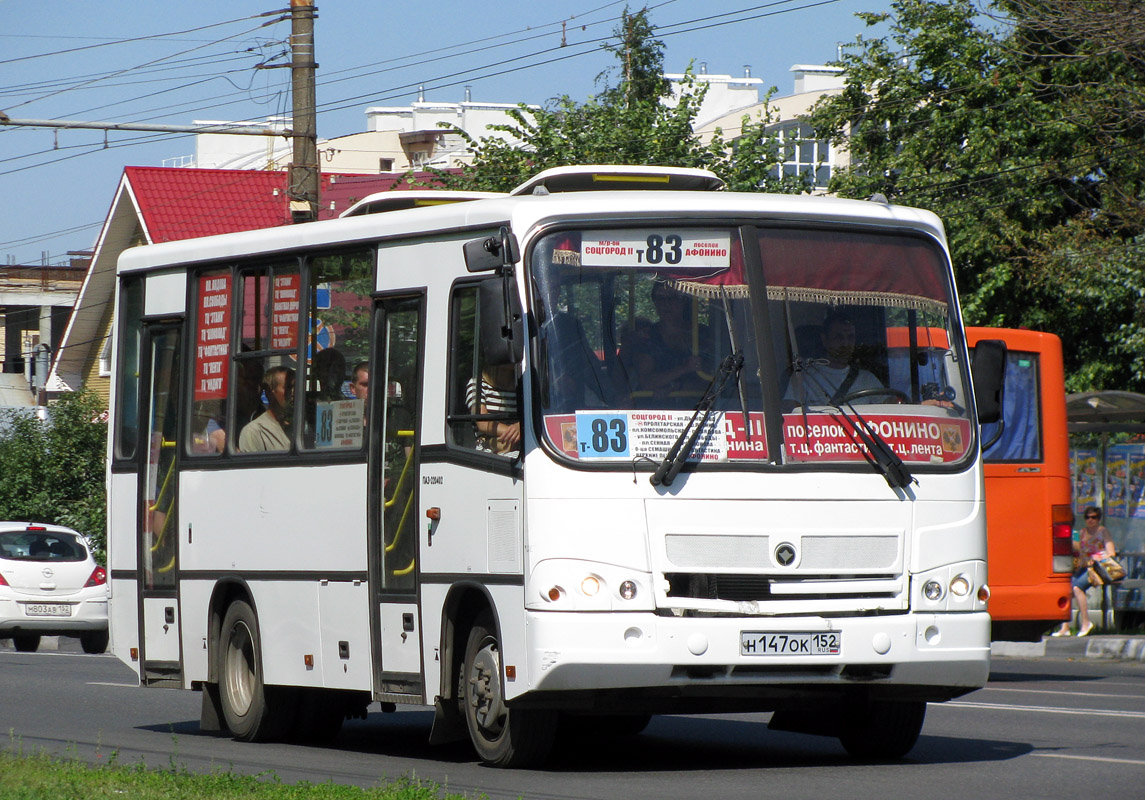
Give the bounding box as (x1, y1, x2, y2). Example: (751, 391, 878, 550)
(24, 603, 72, 617)
(741, 631, 841, 656)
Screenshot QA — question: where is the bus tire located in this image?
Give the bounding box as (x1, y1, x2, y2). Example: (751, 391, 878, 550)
(80, 630, 109, 654)
(462, 613, 557, 768)
(12, 633, 40, 652)
(218, 599, 295, 742)
(838, 699, 926, 760)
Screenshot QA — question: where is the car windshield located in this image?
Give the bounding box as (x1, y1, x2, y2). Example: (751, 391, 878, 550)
(0, 531, 86, 561)
(530, 225, 973, 469)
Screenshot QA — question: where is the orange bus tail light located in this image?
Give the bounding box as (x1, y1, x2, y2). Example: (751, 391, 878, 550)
(1051, 504, 1074, 573)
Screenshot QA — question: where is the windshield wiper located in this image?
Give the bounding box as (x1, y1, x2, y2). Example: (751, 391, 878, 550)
(832, 402, 916, 490)
(651, 351, 744, 487)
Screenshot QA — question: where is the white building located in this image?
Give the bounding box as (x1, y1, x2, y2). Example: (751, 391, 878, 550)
(180, 91, 537, 175)
(670, 64, 847, 191)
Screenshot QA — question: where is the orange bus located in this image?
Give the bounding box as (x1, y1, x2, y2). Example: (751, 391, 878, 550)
(967, 328, 1074, 641)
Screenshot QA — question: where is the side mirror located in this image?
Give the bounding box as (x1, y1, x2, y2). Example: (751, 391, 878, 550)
(479, 275, 524, 366)
(971, 339, 1006, 425)
(464, 226, 520, 273)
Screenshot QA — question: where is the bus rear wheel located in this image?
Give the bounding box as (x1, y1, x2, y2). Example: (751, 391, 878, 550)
(838, 699, 926, 759)
(462, 614, 557, 768)
(218, 599, 294, 742)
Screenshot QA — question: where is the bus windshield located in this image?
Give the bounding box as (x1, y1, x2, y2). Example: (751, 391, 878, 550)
(530, 225, 974, 468)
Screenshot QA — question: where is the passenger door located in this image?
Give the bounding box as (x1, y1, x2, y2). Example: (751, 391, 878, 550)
(136, 322, 183, 686)
(368, 295, 425, 698)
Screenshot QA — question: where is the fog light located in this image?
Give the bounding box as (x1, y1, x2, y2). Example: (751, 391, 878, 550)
(581, 576, 600, 596)
(923, 580, 943, 601)
(619, 580, 637, 600)
(949, 575, 971, 597)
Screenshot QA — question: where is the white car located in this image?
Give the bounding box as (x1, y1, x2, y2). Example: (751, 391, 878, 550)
(0, 522, 109, 653)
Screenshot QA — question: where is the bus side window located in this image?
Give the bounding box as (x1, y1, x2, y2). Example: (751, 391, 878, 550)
(446, 284, 519, 455)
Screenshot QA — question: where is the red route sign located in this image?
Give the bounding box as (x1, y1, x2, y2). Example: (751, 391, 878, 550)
(194, 273, 231, 401)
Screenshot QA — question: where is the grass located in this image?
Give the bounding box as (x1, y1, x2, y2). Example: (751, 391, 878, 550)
(0, 747, 482, 800)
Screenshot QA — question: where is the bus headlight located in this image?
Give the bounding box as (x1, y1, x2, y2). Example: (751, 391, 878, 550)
(949, 574, 971, 598)
(923, 580, 944, 601)
(528, 559, 654, 611)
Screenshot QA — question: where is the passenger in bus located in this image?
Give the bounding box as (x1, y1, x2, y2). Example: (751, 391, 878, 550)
(537, 275, 623, 412)
(783, 310, 885, 410)
(624, 281, 706, 403)
(238, 366, 295, 452)
(466, 363, 520, 455)
(350, 362, 369, 400)
(313, 347, 348, 400)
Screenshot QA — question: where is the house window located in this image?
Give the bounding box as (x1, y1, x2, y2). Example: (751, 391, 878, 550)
(98, 333, 113, 377)
(769, 122, 832, 188)
(379, 158, 394, 172)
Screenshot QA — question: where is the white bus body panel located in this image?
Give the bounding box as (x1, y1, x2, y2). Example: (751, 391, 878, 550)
(142, 596, 180, 662)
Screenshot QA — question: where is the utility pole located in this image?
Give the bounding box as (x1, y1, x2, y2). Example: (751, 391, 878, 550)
(289, 0, 319, 223)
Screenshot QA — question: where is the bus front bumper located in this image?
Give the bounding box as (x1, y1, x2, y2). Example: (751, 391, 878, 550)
(515, 610, 989, 705)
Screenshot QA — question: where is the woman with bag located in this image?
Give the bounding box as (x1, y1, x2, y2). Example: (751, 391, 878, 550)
(1052, 506, 1117, 637)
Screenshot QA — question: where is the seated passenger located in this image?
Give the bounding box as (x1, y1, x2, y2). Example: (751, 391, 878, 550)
(238, 366, 295, 452)
(784, 310, 885, 409)
(466, 363, 520, 455)
(624, 282, 707, 403)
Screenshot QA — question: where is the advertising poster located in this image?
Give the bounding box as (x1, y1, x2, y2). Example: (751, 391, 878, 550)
(1071, 448, 1098, 516)
(1106, 445, 1132, 519)
(1130, 450, 1145, 519)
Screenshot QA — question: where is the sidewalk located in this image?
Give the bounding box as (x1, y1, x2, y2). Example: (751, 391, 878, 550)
(992, 633, 1145, 661)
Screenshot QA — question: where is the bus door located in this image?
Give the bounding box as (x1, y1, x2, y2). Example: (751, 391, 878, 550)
(369, 295, 424, 697)
(137, 322, 184, 686)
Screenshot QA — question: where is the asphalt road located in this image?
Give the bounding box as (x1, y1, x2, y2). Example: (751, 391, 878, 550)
(2, 638, 1144, 800)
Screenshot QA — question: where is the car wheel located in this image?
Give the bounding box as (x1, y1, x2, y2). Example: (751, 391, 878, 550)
(218, 599, 295, 742)
(80, 630, 109, 654)
(462, 612, 557, 768)
(12, 634, 41, 653)
(838, 699, 927, 759)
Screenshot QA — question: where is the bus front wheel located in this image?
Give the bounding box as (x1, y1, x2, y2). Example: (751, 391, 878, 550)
(462, 614, 557, 768)
(218, 599, 294, 742)
(838, 699, 926, 759)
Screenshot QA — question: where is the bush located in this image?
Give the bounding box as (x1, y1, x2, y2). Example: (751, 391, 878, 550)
(0, 390, 108, 561)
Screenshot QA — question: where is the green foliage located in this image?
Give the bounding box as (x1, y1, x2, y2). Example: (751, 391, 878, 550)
(0, 747, 474, 799)
(806, 0, 1145, 392)
(0, 390, 108, 560)
(436, 6, 802, 195)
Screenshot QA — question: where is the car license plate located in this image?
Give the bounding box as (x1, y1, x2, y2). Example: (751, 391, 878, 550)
(24, 603, 72, 618)
(740, 631, 841, 656)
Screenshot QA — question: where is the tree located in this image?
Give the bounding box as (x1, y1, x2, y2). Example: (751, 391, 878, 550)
(0, 390, 108, 560)
(438, 6, 808, 195)
(806, 0, 1145, 392)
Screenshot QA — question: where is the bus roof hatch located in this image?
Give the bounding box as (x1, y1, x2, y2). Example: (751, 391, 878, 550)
(509, 164, 725, 196)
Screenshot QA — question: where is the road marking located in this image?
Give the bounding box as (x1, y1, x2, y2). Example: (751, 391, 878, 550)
(1031, 753, 1145, 767)
(947, 700, 1145, 719)
(86, 682, 142, 688)
(983, 686, 1145, 701)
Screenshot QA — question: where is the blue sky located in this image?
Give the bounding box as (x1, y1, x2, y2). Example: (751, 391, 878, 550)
(0, 0, 893, 265)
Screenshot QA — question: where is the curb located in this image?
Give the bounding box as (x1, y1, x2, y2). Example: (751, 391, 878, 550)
(992, 635, 1145, 662)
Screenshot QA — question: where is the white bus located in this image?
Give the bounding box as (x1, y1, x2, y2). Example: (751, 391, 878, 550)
(107, 165, 1004, 767)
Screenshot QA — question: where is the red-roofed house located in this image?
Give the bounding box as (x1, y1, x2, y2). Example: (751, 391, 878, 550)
(48, 167, 439, 400)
